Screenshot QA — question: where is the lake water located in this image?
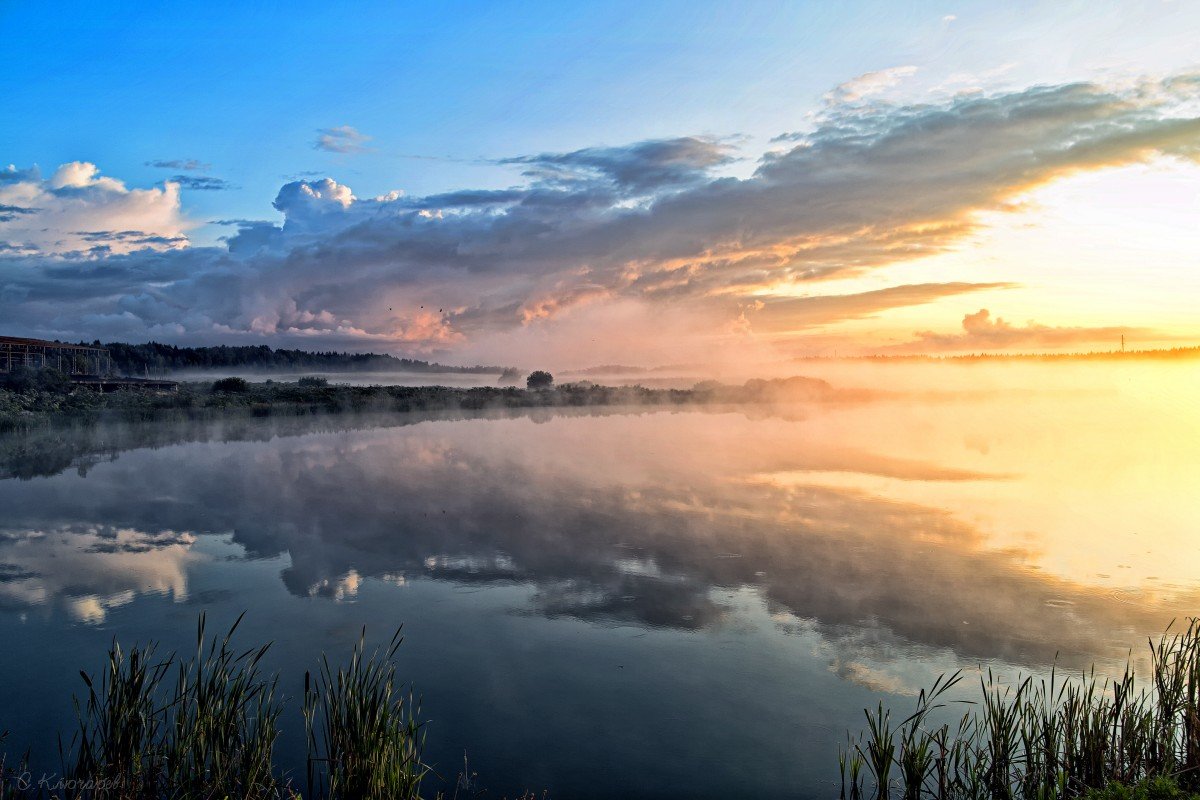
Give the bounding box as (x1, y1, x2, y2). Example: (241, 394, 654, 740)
(1, 361, 1198, 798)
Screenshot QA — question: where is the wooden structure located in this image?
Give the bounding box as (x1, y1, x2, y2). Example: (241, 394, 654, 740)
(0, 335, 112, 376)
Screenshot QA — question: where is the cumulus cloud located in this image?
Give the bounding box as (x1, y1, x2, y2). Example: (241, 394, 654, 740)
(313, 125, 372, 154)
(903, 309, 1145, 352)
(0, 162, 189, 256)
(0, 74, 1197, 357)
(269, 177, 359, 234)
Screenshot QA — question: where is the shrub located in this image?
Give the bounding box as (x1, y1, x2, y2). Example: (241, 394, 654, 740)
(212, 376, 250, 393)
(298, 376, 329, 388)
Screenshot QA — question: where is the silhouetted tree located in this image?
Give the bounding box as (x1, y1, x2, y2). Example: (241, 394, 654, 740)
(526, 370, 554, 390)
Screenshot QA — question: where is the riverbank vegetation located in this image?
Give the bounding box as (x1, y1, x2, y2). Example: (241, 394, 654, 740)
(840, 619, 1200, 800)
(0, 369, 853, 433)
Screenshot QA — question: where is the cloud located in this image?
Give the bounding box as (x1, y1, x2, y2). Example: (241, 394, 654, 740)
(0, 74, 1197, 356)
(744, 282, 1015, 333)
(825, 65, 919, 104)
(0, 162, 189, 256)
(313, 125, 372, 154)
(146, 159, 210, 171)
(500, 136, 736, 195)
(270, 177, 358, 234)
(901, 309, 1146, 352)
(0, 204, 37, 223)
(170, 175, 233, 191)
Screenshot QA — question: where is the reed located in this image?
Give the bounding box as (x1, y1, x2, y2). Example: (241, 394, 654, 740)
(1, 614, 431, 799)
(68, 639, 171, 796)
(841, 619, 1200, 800)
(303, 627, 428, 800)
(160, 612, 282, 797)
(1, 731, 31, 800)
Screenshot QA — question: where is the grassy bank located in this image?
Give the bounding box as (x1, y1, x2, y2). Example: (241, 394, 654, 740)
(840, 619, 1200, 800)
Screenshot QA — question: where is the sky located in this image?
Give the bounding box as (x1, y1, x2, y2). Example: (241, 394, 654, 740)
(1, 0, 1199, 369)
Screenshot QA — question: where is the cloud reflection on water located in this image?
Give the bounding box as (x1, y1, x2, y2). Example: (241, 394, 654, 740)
(0, 399, 1193, 675)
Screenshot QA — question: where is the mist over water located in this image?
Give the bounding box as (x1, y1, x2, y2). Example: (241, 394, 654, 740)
(0, 360, 1197, 798)
(162, 368, 514, 387)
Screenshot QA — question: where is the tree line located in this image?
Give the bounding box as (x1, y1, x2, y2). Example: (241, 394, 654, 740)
(101, 341, 510, 376)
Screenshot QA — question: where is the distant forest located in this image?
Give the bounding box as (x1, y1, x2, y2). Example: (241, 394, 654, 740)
(102, 341, 511, 376)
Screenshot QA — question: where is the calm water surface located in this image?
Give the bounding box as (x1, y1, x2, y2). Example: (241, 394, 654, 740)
(1, 361, 1198, 798)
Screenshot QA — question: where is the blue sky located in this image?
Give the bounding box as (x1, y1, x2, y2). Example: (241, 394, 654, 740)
(1, 1, 1198, 365)
(6, 0, 1191, 227)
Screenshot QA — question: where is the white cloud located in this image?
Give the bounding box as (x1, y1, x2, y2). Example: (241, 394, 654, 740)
(826, 65, 919, 103)
(313, 125, 373, 154)
(272, 177, 357, 233)
(0, 162, 190, 256)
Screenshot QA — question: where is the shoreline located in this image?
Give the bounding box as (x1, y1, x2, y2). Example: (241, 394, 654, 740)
(0, 375, 857, 434)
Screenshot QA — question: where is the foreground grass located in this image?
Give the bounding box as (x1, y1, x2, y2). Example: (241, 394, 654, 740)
(7, 616, 1200, 797)
(841, 619, 1200, 800)
(0, 614, 440, 800)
